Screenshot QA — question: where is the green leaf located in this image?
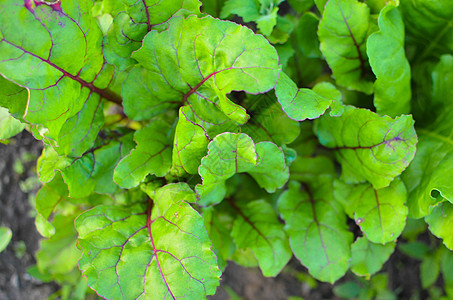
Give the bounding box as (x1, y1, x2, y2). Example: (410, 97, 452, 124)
(0, 0, 119, 151)
(425, 202, 453, 250)
(334, 178, 408, 244)
(314, 106, 417, 189)
(294, 12, 322, 58)
(278, 179, 353, 283)
(367, 4, 411, 117)
(403, 56, 453, 218)
(288, 0, 314, 13)
(76, 183, 221, 299)
(400, 0, 453, 60)
(37, 146, 71, 184)
(0, 227, 12, 253)
(350, 237, 395, 278)
(231, 199, 292, 276)
(318, 0, 374, 93)
(275, 72, 337, 121)
(36, 214, 81, 276)
(104, 0, 201, 70)
(420, 255, 440, 289)
(114, 121, 173, 188)
(196, 133, 288, 206)
(122, 15, 279, 122)
(202, 204, 236, 270)
(0, 107, 25, 141)
(0, 76, 28, 120)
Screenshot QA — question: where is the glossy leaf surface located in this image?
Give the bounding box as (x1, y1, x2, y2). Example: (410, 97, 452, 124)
(314, 107, 417, 189)
(318, 0, 373, 93)
(367, 4, 411, 117)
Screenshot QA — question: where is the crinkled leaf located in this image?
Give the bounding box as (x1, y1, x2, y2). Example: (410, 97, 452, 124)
(425, 202, 453, 250)
(196, 133, 288, 205)
(0, 227, 12, 253)
(104, 0, 201, 70)
(123, 15, 279, 122)
(0, 107, 25, 141)
(278, 179, 353, 283)
(334, 178, 408, 244)
(114, 121, 172, 188)
(231, 199, 292, 277)
(400, 0, 453, 59)
(314, 106, 417, 189)
(367, 4, 411, 117)
(318, 0, 373, 93)
(0, 0, 119, 152)
(350, 237, 395, 278)
(403, 56, 453, 218)
(76, 183, 221, 299)
(275, 72, 337, 121)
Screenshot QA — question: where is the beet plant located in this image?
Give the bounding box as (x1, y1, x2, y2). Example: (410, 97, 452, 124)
(0, 0, 452, 298)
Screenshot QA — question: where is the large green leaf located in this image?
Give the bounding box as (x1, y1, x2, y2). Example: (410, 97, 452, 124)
(0, 0, 119, 154)
(402, 55, 453, 218)
(103, 0, 201, 70)
(274, 72, 339, 121)
(278, 179, 353, 283)
(76, 183, 221, 299)
(196, 133, 288, 206)
(400, 0, 453, 60)
(367, 4, 411, 117)
(318, 0, 373, 93)
(425, 202, 453, 250)
(114, 120, 173, 188)
(334, 178, 408, 244)
(350, 237, 395, 278)
(314, 106, 417, 189)
(122, 15, 279, 122)
(231, 199, 292, 277)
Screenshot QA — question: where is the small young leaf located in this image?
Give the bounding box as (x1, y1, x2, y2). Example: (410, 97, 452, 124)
(314, 106, 417, 189)
(76, 183, 221, 299)
(367, 4, 411, 117)
(0, 107, 25, 141)
(0, 227, 12, 253)
(278, 179, 353, 283)
(0, 76, 28, 120)
(334, 178, 408, 244)
(318, 0, 374, 93)
(350, 237, 395, 278)
(231, 199, 292, 277)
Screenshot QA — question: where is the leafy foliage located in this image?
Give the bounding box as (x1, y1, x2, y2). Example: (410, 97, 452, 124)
(1, 0, 452, 298)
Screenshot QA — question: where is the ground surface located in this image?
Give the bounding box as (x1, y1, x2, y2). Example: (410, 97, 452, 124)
(0, 132, 428, 300)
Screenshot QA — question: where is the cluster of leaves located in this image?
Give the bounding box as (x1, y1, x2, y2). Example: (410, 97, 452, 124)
(0, 0, 452, 298)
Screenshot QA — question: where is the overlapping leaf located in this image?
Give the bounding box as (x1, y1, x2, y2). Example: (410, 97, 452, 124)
(278, 179, 353, 283)
(426, 202, 453, 250)
(0, 0, 118, 154)
(0, 107, 24, 141)
(0, 76, 28, 120)
(196, 133, 288, 206)
(275, 72, 341, 121)
(103, 0, 201, 70)
(314, 106, 417, 189)
(367, 4, 411, 117)
(76, 183, 221, 299)
(334, 179, 408, 244)
(350, 237, 395, 278)
(0, 227, 12, 253)
(402, 55, 453, 218)
(231, 199, 292, 277)
(122, 15, 279, 122)
(318, 0, 374, 93)
(114, 120, 173, 188)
